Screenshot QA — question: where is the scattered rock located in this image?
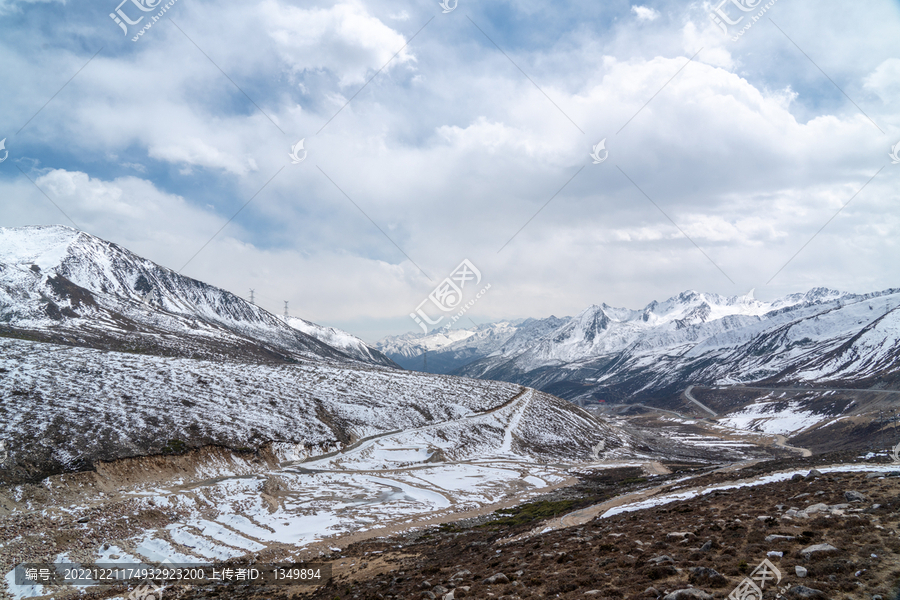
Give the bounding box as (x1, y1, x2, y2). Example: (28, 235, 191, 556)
(699, 541, 713, 552)
(644, 587, 661, 598)
(648, 555, 675, 564)
(765, 535, 795, 543)
(421, 581, 433, 589)
(791, 474, 804, 481)
(663, 589, 713, 600)
(442, 591, 455, 600)
(421, 592, 436, 600)
(450, 570, 471, 581)
(795, 565, 807, 578)
(584, 591, 603, 596)
(688, 566, 727, 587)
(787, 585, 827, 599)
(483, 573, 509, 585)
(767, 551, 783, 558)
(666, 532, 694, 541)
(805, 503, 830, 514)
(844, 490, 867, 503)
(805, 469, 822, 479)
(433, 585, 448, 595)
(801, 543, 839, 557)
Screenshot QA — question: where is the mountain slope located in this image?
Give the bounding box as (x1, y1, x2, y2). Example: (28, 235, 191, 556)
(380, 288, 900, 402)
(283, 315, 394, 366)
(0, 225, 393, 366)
(0, 336, 631, 485)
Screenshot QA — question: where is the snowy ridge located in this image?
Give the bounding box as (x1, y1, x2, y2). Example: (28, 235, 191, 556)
(0, 226, 394, 366)
(283, 315, 390, 365)
(381, 288, 900, 400)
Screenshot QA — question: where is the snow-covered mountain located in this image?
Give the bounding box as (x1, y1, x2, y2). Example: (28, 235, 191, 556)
(283, 315, 389, 364)
(0, 335, 631, 485)
(378, 288, 900, 401)
(0, 225, 395, 366)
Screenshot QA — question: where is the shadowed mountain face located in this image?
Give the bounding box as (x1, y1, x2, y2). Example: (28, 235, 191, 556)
(0, 225, 396, 366)
(378, 288, 900, 402)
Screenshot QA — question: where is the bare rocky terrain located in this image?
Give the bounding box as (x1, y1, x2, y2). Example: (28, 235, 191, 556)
(28, 454, 897, 600)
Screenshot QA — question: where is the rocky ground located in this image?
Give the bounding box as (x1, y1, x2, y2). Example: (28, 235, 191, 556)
(42, 453, 896, 600)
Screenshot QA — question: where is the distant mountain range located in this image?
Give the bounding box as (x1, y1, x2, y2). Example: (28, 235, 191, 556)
(0, 225, 395, 367)
(377, 288, 900, 402)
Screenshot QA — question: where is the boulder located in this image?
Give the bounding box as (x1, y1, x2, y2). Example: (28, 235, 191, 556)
(800, 543, 839, 557)
(765, 534, 795, 543)
(483, 573, 509, 585)
(795, 565, 807, 578)
(787, 585, 827, 599)
(663, 589, 714, 600)
(648, 555, 675, 564)
(805, 469, 823, 479)
(688, 566, 727, 587)
(844, 490, 867, 503)
(644, 587, 661, 598)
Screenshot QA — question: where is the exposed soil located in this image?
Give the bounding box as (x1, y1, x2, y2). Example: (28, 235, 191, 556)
(59, 457, 897, 600)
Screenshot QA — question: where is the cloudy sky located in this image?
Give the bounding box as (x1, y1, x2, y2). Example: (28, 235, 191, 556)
(1, 0, 898, 341)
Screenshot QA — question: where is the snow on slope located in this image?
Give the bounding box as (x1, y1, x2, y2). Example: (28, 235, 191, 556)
(0, 336, 629, 485)
(283, 315, 391, 365)
(0, 226, 393, 366)
(380, 288, 900, 399)
(439, 288, 900, 400)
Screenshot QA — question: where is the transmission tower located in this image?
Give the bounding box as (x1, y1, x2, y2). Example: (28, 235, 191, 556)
(423, 348, 428, 373)
(249, 289, 255, 304)
(284, 301, 289, 319)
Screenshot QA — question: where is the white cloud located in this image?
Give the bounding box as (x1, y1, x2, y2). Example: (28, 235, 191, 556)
(262, 0, 415, 87)
(631, 5, 660, 21)
(864, 58, 900, 105)
(1, 0, 898, 338)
